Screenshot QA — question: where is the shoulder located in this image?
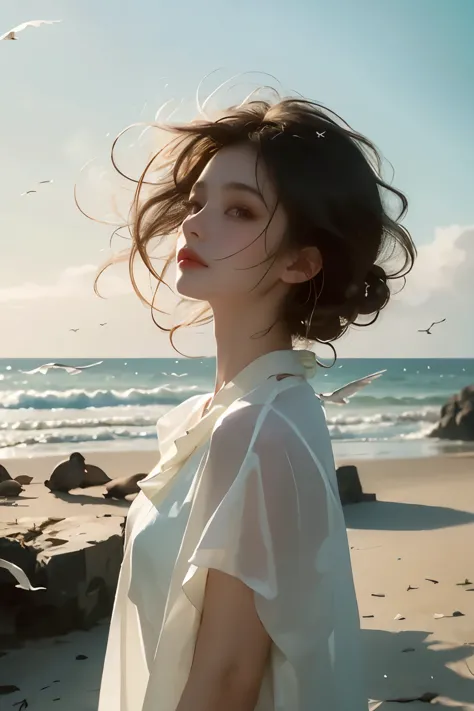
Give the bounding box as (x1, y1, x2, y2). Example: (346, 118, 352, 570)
(210, 379, 324, 461)
(215, 377, 324, 437)
(207, 378, 333, 485)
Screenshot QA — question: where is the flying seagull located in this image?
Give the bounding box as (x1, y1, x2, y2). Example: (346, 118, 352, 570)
(20, 180, 53, 196)
(418, 319, 446, 335)
(20, 361, 103, 376)
(70, 328, 80, 333)
(0, 558, 46, 591)
(99, 322, 107, 327)
(319, 370, 386, 405)
(1, 19, 61, 41)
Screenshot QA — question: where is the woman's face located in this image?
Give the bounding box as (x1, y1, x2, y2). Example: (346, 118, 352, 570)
(175, 143, 290, 308)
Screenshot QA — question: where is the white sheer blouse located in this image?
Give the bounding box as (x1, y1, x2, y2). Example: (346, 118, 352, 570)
(98, 349, 368, 711)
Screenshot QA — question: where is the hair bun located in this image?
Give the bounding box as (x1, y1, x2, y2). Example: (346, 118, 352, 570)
(358, 265, 390, 315)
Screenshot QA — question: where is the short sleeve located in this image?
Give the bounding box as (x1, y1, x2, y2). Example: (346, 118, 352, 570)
(183, 404, 336, 663)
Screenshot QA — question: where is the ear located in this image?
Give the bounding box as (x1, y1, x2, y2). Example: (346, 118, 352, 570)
(280, 246, 322, 285)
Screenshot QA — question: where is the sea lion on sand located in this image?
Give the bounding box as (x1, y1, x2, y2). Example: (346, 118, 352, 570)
(14, 475, 33, 486)
(81, 463, 111, 488)
(0, 480, 24, 497)
(103, 473, 147, 500)
(0, 464, 11, 483)
(45, 452, 86, 493)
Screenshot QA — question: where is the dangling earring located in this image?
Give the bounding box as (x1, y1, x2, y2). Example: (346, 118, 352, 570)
(302, 279, 313, 306)
(304, 270, 325, 341)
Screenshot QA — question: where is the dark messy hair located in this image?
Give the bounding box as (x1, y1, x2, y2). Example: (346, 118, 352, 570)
(94, 93, 416, 354)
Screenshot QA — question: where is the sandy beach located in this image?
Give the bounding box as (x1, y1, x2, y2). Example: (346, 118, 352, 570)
(1, 451, 474, 710)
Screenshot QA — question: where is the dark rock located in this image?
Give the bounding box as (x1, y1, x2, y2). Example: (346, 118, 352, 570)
(0, 515, 125, 645)
(440, 399, 456, 418)
(431, 414, 460, 440)
(430, 384, 474, 440)
(461, 384, 474, 400)
(456, 402, 474, 433)
(0, 608, 16, 639)
(336, 465, 376, 505)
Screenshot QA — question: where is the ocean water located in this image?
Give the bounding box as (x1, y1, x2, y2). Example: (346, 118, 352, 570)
(0, 357, 473, 461)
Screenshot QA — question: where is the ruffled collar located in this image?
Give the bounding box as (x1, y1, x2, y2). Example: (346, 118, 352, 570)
(139, 349, 317, 504)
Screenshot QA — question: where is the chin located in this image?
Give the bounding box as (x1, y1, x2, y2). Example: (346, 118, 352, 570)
(175, 272, 212, 301)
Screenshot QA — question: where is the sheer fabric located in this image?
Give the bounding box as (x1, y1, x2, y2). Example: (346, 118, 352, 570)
(98, 349, 368, 711)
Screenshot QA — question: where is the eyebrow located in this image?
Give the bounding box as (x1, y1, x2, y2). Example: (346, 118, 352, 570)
(192, 180, 267, 206)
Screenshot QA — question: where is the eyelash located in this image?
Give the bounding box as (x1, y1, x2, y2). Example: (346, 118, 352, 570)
(183, 199, 254, 221)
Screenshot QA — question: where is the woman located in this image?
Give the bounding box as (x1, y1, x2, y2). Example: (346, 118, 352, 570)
(97, 93, 415, 711)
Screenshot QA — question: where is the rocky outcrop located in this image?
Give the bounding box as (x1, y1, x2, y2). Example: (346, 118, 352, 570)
(336, 465, 376, 505)
(0, 514, 125, 646)
(429, 384, 474, 441)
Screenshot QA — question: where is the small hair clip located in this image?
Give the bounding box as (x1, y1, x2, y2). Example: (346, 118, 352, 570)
(316, 131, 326, 139)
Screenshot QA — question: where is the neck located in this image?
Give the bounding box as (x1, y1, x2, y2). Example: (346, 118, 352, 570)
(211, 302, 292, 396)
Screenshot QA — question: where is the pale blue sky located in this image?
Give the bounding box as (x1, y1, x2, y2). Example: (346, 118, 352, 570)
(1, 0, 473, 357)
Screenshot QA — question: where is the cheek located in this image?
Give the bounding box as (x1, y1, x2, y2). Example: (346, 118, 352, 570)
(218, 235, 264, 274)
(216, 250, 277, 296)
(230, 223, 282, 274)
(221, 221, 272, 263)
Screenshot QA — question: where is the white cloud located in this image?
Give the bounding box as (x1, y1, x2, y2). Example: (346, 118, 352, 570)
(396, 224, 473, 306)
(0, 264, 132, 303)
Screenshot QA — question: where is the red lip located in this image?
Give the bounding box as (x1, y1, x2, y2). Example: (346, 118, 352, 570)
(177, 247, 208, 267)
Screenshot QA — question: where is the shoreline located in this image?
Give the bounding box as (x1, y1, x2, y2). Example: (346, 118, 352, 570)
(1, 447, 473, 471)
(1, 435, 474, 463)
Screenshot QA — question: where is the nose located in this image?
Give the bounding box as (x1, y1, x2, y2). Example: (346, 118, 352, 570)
(182, 210, 205, 241)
